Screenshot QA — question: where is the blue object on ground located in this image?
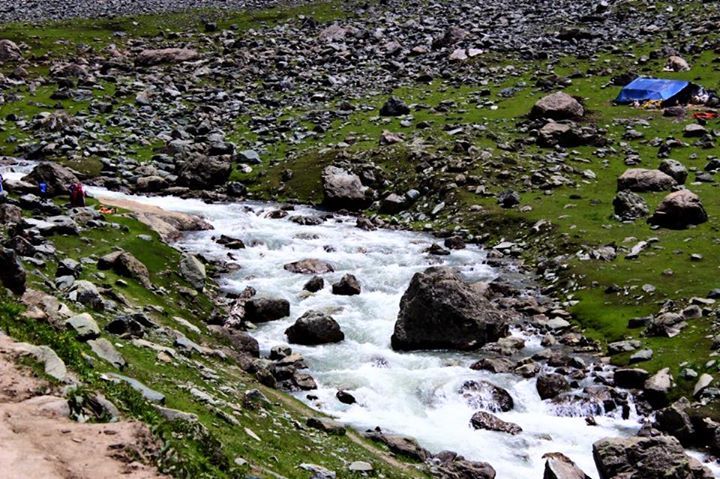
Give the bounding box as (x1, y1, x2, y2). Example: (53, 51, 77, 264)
(615, 77, 690, 104)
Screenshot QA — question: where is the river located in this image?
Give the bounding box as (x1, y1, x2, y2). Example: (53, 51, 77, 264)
(0, 160, 716, 477)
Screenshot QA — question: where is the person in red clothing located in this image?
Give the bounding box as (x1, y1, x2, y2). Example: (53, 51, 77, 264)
(69, 182, 85, 207)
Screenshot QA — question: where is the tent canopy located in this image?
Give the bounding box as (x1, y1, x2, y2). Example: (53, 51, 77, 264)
(615, 77, 690, 104)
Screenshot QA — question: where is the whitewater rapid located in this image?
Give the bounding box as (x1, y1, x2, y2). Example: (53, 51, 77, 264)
(0, 158, 709, 478)
(85, 187, 653, 478)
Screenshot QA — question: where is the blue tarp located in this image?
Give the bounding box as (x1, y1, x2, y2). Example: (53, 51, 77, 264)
(615, 77, 690, 104)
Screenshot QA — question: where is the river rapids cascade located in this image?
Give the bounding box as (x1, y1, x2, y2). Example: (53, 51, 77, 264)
(87, 187, 650, 479)
(0, 157, 714, 478)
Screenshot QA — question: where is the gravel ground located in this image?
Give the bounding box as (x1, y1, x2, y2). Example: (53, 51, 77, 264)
(0, 0, 294, 23)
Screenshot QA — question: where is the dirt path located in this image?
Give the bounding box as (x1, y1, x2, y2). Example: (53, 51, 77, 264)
(0, 333, 167, 479)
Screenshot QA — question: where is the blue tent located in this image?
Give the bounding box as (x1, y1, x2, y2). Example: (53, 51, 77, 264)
(615, 77, 690, 104)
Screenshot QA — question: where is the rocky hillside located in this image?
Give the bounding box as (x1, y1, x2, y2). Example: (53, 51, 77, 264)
(0, 0, 720, 477)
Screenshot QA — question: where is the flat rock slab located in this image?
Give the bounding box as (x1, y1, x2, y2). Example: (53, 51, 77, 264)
(105, 373, 165, 403)
(88, 338, 126, 369)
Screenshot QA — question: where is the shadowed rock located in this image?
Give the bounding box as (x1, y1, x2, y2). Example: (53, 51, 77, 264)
(391, 267, 509, 351)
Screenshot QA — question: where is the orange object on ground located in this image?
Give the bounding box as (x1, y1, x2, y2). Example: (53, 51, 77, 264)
(693, 112, 718, 120)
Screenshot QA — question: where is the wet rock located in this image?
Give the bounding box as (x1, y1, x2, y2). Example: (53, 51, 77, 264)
(648, 190, 708, 229)
(391, 267, 509, 351)
(470, 411, 522, 435)
(216, 235, 245, 249)
(470, 357, 514, 374)
(135, 48, 199, 66)
(543, 452, 590, 479)
(654, 398, 695, 445)
(459, 380, 514, 412)
(531, 92, 584, 120)
(284, 259, 334, 274)
(336, 390, 356, 405)
(444, 236, 466, 250)
(179, 254, 206, 290)
(364, 431, 429, 461)
(432, 452, 496, 479)
(244, 298, 290, 323)
(22, 162, 79, 197)
(285, 310, 344, 345)
(322, 166, 373, 210)
(617, 169, 676, 192)
(536, 373, 570, 400)
(332, 274, 361, 296)
(592, 435, 713, 479)
(0, 247, 26, 295)
(303, 276, 324, 292)
(613, 191, 649, 220)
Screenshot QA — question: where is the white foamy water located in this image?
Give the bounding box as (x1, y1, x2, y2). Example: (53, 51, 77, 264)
(0, 159, 36, 183)
(83, 187, 719, 478)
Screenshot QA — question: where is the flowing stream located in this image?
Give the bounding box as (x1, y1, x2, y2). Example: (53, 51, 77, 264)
(88, 188, 643, 478)
(1, 160, 716, 478)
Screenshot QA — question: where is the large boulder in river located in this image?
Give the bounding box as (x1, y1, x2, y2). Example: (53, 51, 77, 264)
(285, 310, 344, 345)
(322, 166, 373, 210)
(135, 48, 199, 66)
(0, 248, 26, 295)
(648, 190, 708, 229)
(22, 162, 79, 197)
(177, 155, 231, 189)
(284, 259, 334, 274)
(543, 452, 590, 479)
(459, 380, 514, 412)
(470, 411, 522, 435)
(536, 373, 570, 400)
(617, 168, 676, 192)
(530, 92, 584, 120)
(332, 274, 361, 296)
(593, 435, 713, 479)
(245, 298, 290, 323)
(391, 267, 509, 351)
